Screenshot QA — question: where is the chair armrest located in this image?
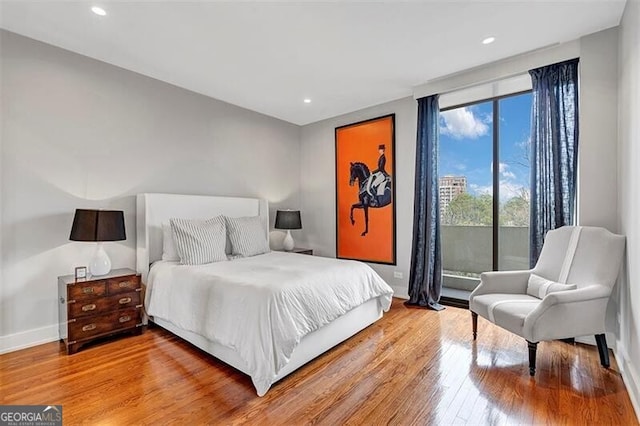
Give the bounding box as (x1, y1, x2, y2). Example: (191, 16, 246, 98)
(543, 284, 610, 304)
(470, 270, 532, 299)
(523, 284, 611, 341)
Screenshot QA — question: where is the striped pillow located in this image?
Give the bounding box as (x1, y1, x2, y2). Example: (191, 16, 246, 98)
(169, 216, 227, 265)
(225, 216, 270, 257)
(526, 274, 577, 299)
(161, 222, 180, 262)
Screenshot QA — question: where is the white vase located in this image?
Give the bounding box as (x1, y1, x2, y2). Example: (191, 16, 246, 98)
(283, 230, 295, 251)
(90, 242, 112, 276)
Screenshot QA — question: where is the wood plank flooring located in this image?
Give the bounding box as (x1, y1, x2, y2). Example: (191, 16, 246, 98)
(1, 299, 637, 425)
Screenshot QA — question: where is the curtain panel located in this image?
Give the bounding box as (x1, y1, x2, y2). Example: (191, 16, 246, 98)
(529, 58, 580, 267)
(406, 94, 444, 311)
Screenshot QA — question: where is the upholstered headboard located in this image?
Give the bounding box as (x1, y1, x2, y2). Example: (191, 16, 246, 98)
(136, 193, 269, 283)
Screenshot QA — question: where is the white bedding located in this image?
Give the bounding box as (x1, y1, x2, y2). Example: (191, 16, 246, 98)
(145, 251, 393, 396)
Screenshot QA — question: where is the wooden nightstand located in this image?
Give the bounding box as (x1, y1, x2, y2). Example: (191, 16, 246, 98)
(58, 268, 143, 354)
(292, 248, 313, 255)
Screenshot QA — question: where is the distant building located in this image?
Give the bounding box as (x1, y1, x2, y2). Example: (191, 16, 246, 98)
(439, 175, 467, 218)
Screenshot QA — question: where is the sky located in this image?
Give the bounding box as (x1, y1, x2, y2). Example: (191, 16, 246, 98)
(439, 92, 532, 202)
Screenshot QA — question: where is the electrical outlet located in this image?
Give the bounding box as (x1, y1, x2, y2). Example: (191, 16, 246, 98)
(393, 271, 403, 279)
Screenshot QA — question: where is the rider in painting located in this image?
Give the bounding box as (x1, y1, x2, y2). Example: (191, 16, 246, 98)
(366, 144, 388, 205)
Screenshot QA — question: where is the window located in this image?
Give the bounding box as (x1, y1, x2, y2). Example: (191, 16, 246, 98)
(439, 91, 532, 302)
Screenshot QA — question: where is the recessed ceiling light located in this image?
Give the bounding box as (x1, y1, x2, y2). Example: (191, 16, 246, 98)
(91, 6, 107, 16)
(303, 98, 311, 104)
(482, 36, 496, 45)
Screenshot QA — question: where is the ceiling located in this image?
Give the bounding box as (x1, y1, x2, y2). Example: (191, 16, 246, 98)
(0, 1, 627, 125)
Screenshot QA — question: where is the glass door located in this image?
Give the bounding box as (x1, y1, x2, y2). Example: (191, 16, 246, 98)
(439, 100, 493, 305)
(439, 92, 531, 306)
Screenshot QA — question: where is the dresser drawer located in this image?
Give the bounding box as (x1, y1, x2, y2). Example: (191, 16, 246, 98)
(68, 291, 141, 318)
(108, 275, 140, 294)
(68, 308, 140, 341)
(68, 281, 107, 300)
(59, 268, 143, 354)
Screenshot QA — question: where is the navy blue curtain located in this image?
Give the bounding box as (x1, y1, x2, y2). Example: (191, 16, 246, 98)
(529, 58, 580, 267)
(406, 95, 444, 311)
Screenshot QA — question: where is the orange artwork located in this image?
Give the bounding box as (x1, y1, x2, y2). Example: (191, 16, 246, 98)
(335, 114, 396, 264)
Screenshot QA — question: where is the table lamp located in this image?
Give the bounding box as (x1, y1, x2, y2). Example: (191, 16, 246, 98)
(275, 210, 302, 252)
(69, 209, 126, 276)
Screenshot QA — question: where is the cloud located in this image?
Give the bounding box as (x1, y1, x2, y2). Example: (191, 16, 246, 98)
(499, 180, 525, 200)
(517, 136, 531, 150)
(499, 163, 516, 179)
(499, 162, 527, 200)
(469, 178, 527, 202)
(469, 183, 492, 196)
(490, 162, 517, 179)
(454, 162, 467, 171)
(440, 107, 489, 139)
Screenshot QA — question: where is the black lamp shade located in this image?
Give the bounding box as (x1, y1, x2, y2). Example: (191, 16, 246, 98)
(69, 209, 126, 242)
(275, 210, 302, 230)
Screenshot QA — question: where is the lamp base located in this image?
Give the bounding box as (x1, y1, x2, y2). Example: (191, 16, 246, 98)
(283, 230, 295, 252)
(90, 243, 112, 276)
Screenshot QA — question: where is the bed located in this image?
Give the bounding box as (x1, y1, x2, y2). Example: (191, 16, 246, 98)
(136, 193, 393, 396)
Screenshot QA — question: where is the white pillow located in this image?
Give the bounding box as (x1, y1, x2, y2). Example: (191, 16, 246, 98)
(526, 274, 577, 299)
(225, 216, 270, 258)
(161, 222, 179, 261)
(169, 216, 227, 265)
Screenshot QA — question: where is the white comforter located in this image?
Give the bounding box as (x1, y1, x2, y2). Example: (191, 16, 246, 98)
(146, 251, 393, 396)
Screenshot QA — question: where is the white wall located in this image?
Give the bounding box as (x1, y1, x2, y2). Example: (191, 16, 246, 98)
(300, 97, 416, 297)
(299, 29, 621, 299)
(578, 28, 619, 231)
(616, 0, 640, 417)
(577, 28, 621, 351)
(0, 29, 4, 350)
(0, 30, 301, 352)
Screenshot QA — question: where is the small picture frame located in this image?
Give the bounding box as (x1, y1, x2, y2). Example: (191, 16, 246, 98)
(75, 266, 87, 280)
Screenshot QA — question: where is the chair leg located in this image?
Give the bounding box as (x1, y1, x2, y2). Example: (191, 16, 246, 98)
(595, 334, 610, 368)
(527, 341, 538, 376)
(471, 311, 478, 340)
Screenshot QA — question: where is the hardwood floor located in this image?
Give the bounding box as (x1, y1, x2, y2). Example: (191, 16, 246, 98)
(1, 298, 637, 425)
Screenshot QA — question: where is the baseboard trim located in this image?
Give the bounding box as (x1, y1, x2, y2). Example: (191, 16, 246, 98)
(391, 285, 409, 300)
(0, 324, 59, 355)
(575, 336, 596, 346)
(440, 296, 470, 309)
(615, 346, 640, 422)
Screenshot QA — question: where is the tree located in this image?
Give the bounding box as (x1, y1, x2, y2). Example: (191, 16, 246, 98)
(500, 195, 529, 226)
(500, 187, 529, 226)
(443, 193, 493, 226)
(442, 189, 530, 227)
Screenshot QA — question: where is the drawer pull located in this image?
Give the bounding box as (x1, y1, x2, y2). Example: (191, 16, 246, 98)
(118, 281, 132, 288)
(81, 304, 97, 312)
(119, 315, 131, 323)
(82, 324, 96, 332)
(119, 297, 132, 305)
(82, 287, 95, 294)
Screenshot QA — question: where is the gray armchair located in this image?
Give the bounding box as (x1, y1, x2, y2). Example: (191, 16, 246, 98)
(469, 226, 625, 375)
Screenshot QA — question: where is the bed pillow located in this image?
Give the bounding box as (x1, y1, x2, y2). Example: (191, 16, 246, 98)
(526, 274, 577, 299)
(161, 222, 180, 261)
(225, 216, 270, 257)
(169, 216, 227, 265)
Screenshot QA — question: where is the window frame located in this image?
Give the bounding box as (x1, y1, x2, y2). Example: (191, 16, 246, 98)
(440, 89, 532, 271)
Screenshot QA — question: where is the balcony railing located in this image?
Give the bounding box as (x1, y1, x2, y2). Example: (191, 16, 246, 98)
(442, 225, 529, 292)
